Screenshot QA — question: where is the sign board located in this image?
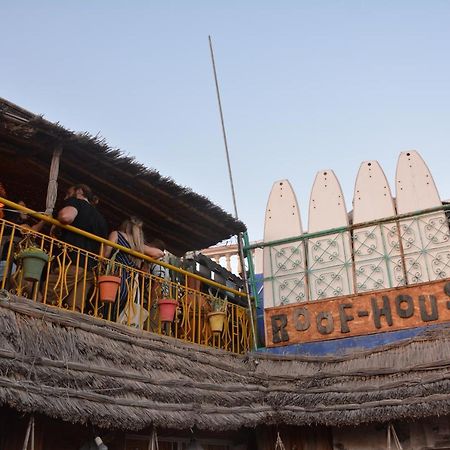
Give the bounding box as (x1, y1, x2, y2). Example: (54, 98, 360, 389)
(265, 279, 450, 347)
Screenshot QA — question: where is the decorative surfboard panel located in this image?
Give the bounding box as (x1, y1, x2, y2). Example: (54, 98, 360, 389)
(308, 170, 354, 300)
(353, 161, 405, 292)
(263, 180, 307, 308)
(396, 150, 450, 284)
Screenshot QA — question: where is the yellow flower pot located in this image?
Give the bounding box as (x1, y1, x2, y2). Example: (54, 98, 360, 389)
(207, 311, 226, 333)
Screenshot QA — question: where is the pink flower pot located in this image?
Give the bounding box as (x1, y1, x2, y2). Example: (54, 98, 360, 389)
(158, 298, 178, 322)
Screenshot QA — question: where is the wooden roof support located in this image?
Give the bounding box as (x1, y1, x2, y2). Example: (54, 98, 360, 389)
(45, 144, 63, 216)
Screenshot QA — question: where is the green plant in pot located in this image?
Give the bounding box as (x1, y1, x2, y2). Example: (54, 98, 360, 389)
(157, 281, 178, 323)
(98, 249, 121, 303)
(16, 235, 49, 282)
(207, 288, 228, 334)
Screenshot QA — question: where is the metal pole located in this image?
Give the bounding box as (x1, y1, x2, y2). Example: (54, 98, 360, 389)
(208, 36, 257, 350)
(208, 35, 239, 219)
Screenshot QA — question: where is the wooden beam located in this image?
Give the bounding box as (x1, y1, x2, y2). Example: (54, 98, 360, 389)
(44, 144, 63, 215)
(66, 138, 242, 234)
(23, 159, 194, 254)
(59, 155, 220, 243)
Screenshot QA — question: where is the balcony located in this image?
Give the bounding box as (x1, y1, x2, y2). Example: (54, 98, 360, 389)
(0, 97, 256, 355)
(0, 200, 253, 354)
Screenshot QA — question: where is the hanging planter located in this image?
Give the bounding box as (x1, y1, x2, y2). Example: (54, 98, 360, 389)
(158, 298, 178, 322)
(98, 275, 121, 303)
(207, 311, 226, 333)
(17, 247, 49, 282)
(207, 288, 228, 334)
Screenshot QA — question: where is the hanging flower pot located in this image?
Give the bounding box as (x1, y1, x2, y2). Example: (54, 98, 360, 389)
(17, 247, 49, 282)
(98, 275, 121, 303)
(97, 249, 121, 303)
(207, 311, 226, 333)
(158, 298, 178, 322)
(206, 288, 228, 334)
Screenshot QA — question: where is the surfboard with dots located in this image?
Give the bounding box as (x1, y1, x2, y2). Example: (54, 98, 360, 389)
(263, 179, 307, 308)
(396, 150, 450, 284)
(353, 160, 405, 292)
(307, 170, 354, 300)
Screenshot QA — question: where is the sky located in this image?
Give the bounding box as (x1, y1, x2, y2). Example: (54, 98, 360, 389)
(2, 1, 450, 242)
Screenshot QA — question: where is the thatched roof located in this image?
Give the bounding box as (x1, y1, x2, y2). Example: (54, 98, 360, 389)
(0, 97, 246, 255)
(0, 293, 449, 431)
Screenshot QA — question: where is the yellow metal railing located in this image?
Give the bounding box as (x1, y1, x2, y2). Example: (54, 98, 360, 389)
(0, 202, 253, 354)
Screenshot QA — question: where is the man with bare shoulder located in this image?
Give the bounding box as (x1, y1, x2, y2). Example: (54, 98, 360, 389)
(46, 184, 108, 311)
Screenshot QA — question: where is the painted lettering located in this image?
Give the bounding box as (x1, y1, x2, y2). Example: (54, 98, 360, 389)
(316, 311, 334, 335)
(371, 296, 393, 329)
(395, 294, 414, 319)
(444, 281, 450, 297)
(271, 314, 289, 343)
(338, 303, 354, 333)
(419, 295, 438, 322)
(264, 279, 450, 347)
(293, 307, 311, 331)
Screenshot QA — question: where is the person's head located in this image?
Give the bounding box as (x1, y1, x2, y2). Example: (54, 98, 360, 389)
(118, 216, 145, 254)
(65, 184, 94, 202)
(5, 200, 28, 223)
(148, 238, 166, 252)
(147, 238, 166, 260)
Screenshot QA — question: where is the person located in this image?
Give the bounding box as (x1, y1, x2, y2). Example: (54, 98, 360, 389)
(0, 182, 6, 219)
(0, 200, 46, 285)
(146, 238, 168, 279)
(46, 184, 108, 311)
(104, 217, 164, 317)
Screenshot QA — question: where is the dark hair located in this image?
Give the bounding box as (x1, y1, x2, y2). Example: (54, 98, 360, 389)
(72, 184, 94, 202)
(91, 195, 99, 206)
(148, 238, 166, 251)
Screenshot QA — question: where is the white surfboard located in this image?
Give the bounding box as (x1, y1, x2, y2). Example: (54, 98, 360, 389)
(353, 160, 405, 292)
(307, 170, 354, 300)
(396, 150, 450, 284)
(263, 180, 307, 308)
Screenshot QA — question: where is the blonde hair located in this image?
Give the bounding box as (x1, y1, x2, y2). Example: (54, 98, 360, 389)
(119, 216, 145, 258)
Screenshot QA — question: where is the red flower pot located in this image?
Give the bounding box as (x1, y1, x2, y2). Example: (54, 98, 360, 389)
(98, 275, 121, 303)
(158, 298, 178, 322)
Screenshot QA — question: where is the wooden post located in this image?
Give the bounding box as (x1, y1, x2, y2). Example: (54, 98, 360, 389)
(22, 415, 34, 450)
(45, 144, 63, 215)
(30, 416, 35, 450)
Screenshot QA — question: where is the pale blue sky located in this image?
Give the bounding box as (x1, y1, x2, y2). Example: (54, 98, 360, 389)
(2, 1, 450, 241)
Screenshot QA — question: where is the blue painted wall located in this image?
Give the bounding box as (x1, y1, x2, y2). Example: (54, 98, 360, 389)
(255, 324, 445, 356)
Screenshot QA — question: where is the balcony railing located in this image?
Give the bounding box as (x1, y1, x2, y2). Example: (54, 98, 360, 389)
(0, 201, 253, 354)
(252, 205, 450, 305)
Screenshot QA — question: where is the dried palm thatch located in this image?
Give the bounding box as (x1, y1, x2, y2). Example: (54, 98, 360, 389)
(0, 293, 449, 432)
(0, 97, 246, 255)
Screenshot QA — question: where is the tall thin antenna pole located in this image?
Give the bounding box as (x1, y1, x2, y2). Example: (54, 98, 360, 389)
(208, 35, 239, 219)
(208, 35, 257, 350)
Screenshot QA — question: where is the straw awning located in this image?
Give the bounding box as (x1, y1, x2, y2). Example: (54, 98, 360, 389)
(0, 97, 246, 255)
